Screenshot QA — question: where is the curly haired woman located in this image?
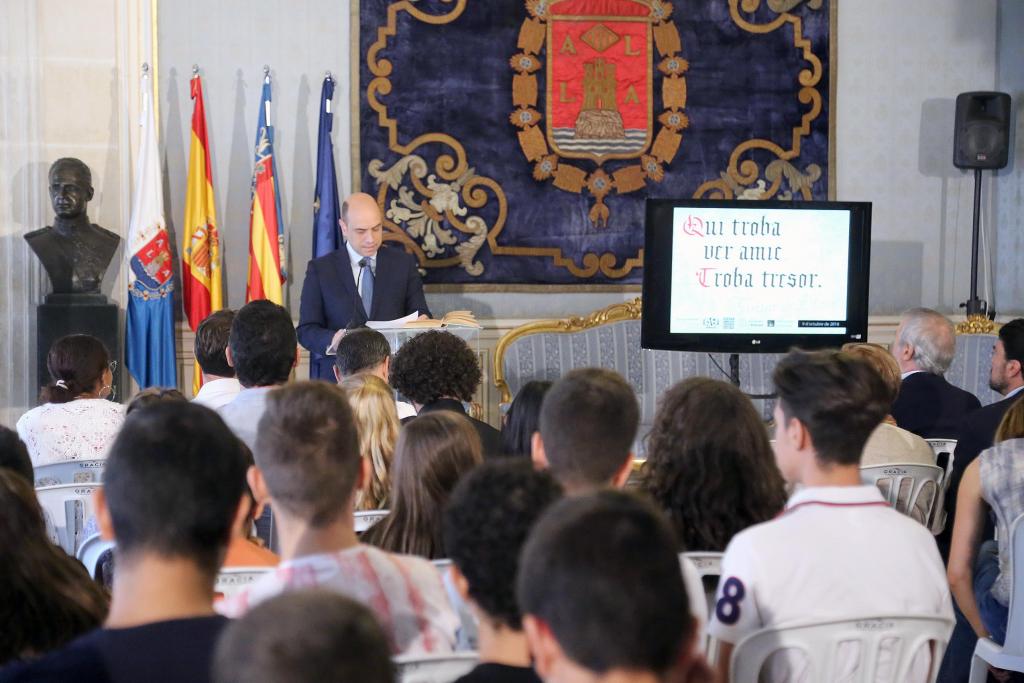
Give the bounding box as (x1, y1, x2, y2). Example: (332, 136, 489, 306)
(389, 330, 502, 456)
(639, 377, 787, 552)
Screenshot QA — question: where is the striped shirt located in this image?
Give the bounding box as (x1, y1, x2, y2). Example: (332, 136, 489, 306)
(216, 544, 459, 655)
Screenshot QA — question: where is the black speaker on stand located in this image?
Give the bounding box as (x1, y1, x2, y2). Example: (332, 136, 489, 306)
(953, 91, 1011, 318)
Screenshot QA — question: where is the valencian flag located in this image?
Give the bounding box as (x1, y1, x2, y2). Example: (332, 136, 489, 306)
(182, 70, 223, 394)
(246, 70, 286, 303)
(126, 64, 177, 388)
(313, 73, 340, 258)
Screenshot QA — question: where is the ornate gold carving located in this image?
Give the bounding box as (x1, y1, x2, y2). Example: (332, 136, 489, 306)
(955, 315, 1000, 336)
(493, 297, 644, 403)
(693, 0, 825, 201)
(368, 154, 488, 275)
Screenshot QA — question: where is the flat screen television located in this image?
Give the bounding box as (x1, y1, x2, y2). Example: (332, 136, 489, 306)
(642, 199, 872, 353)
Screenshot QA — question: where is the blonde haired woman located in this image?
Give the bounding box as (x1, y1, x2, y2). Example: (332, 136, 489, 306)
(340, 374, 399, 511)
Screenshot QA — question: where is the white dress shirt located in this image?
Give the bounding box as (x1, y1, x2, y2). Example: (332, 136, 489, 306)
(192, 377, 242, 411)
(710, 485, 953, 682)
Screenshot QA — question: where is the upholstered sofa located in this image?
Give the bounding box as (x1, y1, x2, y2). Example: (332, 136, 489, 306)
(492, 299, 1002, 456)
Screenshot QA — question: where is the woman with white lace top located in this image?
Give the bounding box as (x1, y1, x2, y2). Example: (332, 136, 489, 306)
(16, 334, 125, 468)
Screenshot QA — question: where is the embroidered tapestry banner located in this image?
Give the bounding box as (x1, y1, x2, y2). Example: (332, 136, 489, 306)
(356, 0, 834, 287)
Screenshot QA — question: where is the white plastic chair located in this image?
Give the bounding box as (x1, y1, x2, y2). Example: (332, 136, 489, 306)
(684, 551, 723, 578)
(924, 439, 957, 534)
(730, 615, 953, 682)
(76, 533, 115, 581)
(35, 483, 101, 555)
(969, 512, 1024, 681)
(861, 463, 944, 526)
(214, 566, 272, 598)
(432, 559, 479, 651)
(682, 552, 723, 660)
(355, 509, 389, 534)
(33, 459, 106, 487)
(393, 652, 478, 683)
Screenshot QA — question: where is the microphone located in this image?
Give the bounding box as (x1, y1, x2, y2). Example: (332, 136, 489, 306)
(346, 261, 368, 330)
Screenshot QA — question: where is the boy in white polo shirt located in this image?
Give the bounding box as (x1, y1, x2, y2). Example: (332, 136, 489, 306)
(710, 349, 953, 682)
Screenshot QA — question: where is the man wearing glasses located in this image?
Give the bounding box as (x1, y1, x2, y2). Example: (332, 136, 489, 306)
(297, 193, 431, 381)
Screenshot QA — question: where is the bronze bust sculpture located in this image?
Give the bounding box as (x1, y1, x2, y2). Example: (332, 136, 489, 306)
(24, 158, 120, 296)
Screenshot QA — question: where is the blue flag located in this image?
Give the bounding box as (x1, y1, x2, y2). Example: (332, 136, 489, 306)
(312, 74, 340, 258)
(126, 66, 177, 389)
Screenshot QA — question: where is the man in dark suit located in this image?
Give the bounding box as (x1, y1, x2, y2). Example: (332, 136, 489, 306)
(890, 307, 981, 439)
(297, 193, 430, 381)
(938, 318, 1024, 559)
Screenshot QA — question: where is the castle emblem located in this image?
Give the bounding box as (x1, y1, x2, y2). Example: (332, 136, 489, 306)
(511, 0, 687, 226)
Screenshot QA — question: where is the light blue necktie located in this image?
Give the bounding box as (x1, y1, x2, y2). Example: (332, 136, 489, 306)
(359, 257, 374, 316)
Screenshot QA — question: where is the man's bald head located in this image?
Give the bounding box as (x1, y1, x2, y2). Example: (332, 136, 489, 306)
(340, 193, 383, 258)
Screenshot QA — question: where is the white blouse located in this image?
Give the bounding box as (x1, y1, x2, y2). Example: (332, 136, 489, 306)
(16, 399, 126, 467)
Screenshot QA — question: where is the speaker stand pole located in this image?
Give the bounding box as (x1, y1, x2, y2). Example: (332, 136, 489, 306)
(965, 168, 987, 317)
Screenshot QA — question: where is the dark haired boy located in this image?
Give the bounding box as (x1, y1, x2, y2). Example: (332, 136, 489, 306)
(444, 461, 563, 682)
(709, 350, 952, 682)
(333, 328, 415, 418)
(517, 490, 713, 683)
(218, 300, 298, 452)
(0, 403, 250, 683)
(531, 367, 639, 495)
(216, 381, 458, 655)
(192, 309, 241, 410)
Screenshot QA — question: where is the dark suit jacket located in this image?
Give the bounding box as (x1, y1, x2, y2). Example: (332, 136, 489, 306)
(891, 372, 981, 440)
(404, 398, 504, 458)
(937, 391, 1023, 559)
(297, 245, 430, 381)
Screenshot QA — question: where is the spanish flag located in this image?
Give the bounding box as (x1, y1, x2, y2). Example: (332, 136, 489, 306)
(182, 72, 223, 394)
(246, 73, 286, 304)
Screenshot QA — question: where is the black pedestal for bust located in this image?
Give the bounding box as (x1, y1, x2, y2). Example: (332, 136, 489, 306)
(37, 294, 120, 400)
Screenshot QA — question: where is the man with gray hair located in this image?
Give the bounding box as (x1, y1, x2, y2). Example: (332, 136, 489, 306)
(891, 307, 980, 439)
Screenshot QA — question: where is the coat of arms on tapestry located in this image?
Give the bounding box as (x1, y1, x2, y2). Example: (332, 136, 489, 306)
(357, 0, 834, 288)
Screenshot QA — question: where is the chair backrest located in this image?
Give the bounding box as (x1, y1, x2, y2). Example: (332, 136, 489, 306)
(1001, 512, 1024, 655)
(33, 459, 106, 487)
(393, 652, 479, 683)
(355, 509, 389, 534)
(860, 463, 943, 524)
(432, 558, 479, 651)
(76, 533, 115, 581)
(924, 439, 957, 534)
(683, 551, 723, 579)
(682, 552, 724, 659)
(35, 483, 101, 555)
(215, 567, 273, 598)
(730, 615, 953, 683)
(924, 439, 957, 461)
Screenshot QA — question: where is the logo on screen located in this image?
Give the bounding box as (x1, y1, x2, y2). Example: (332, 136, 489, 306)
(767, 320, 775, 328)
(702, 317, 720, 329)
